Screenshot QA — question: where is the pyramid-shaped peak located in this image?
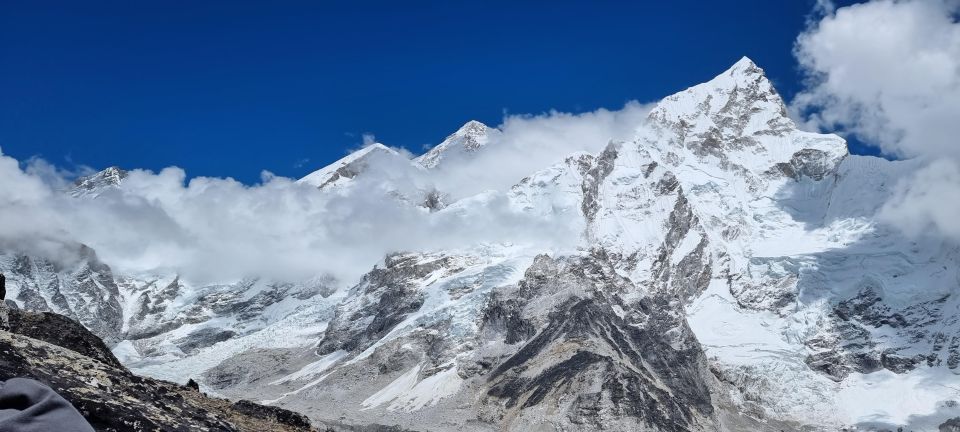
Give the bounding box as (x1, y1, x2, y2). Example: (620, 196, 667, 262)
(70, 166, 128, 197)
(454, 120, 490, 137)
(729, 56, 759, 73)
(415, 120, 496, 169)
(711, 56, 770, 90)
(76, 166, 127, 185)
(648, 56, 788, 128)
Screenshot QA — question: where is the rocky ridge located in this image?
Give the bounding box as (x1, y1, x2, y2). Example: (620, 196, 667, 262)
(0, 304, 312, 431)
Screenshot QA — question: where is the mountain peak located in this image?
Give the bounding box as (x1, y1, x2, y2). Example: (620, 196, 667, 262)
(416, 120, 495, 169)
(298, 143, 405, 188)
(715, 56, 772, 93)
(729, 56, 759, 74)
(70, 166, 128, 198)
(355, 142, 395, 155)
(455, 120, 489, 136)
(642, 57, 847, 176)
(647, 57, 791, 136)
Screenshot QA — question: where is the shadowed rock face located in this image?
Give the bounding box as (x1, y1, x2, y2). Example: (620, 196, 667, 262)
(0, 305, 312, 432)
(942, 417, 960, 432)
(317, 253, 459, 356)
(476, 255, 718, 431)
(0, 306, 122, 369)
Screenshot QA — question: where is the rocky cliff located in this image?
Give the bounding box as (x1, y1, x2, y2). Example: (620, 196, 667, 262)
(0, 305, 312, 432)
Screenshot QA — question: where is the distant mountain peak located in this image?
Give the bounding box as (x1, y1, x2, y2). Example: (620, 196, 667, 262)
(297, 143, 405, 189)
(639, 56, 830, 174)
(649, 56, 786, 125)
(70, 166, 128, 198)
(454, 120, 489, 137)
(416, 120, 495, 169)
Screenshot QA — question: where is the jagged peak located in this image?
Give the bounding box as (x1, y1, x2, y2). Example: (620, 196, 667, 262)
(416, 120, 495, 169)
(646, 57, 792, 134)
(77, 166, 127, 182)
(728, 56, 760, 77)
(710, 56, 776, 96)
(639, 57, 850, 177)
(70, 166, 128, 197)
(453, 120, 490, 136)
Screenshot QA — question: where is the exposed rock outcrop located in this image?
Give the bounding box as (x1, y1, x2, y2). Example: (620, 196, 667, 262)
(0, 305, 312, 432)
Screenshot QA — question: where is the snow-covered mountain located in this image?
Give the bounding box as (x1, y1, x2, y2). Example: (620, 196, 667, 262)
(415, 120, 497, 169)
(70, 166, 127, 198)
(3, 57, 959, 431)
(297, 143, 412, 190)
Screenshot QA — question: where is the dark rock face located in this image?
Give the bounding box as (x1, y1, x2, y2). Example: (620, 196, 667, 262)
(769, 149, 842, 181)
(0, 306, 122, 369)
(231, 399, 312, 429)
(580, 142, 620, 225)
(942, 417, 960, 432)
(186, 378, 200, 391)
(805, 283, 954, 381)
(0, 305, 312, 432)
(480, 293, 534, 345)
(317, 421, 416, 432)
(317, 253, 457, 355)
(175, 327, 238, 354)
(477, 255, 718, 431)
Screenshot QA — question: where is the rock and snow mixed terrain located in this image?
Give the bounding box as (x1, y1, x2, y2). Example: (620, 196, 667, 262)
(3, 57, 960, 431)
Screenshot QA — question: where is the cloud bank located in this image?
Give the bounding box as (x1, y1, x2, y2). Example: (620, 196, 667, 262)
(793, 0, 960, 240)
(430, 101, 654, 200)
(0, 103, 652, 286)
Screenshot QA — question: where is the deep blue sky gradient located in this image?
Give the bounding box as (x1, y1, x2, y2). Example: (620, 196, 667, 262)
(0, 0, 872, 183)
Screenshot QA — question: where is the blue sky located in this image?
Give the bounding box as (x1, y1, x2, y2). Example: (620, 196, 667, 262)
(0, 0, 869, 184)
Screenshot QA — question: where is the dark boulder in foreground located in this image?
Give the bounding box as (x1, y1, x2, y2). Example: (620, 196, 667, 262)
(0, 305, 313, 432)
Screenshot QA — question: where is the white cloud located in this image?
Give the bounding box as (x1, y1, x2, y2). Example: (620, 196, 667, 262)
(430, 101, 655, 200)
(0, 151, 569, 285)
(0, 77, 655, 288)
(0, 101, 651, 286)
(793, 0, 960, 239)
(880, 159, 960, 239)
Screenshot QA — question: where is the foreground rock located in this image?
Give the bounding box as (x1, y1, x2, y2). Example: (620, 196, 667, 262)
(0, 305, 312, 432)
